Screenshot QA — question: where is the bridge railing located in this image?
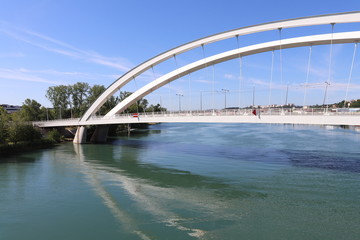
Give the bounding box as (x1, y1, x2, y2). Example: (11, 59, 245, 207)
(89, 107, 360, 120)
(33, 107, 360, 126)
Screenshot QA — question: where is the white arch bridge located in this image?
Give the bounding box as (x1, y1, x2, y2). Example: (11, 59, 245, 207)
(33, 12, 360, 143)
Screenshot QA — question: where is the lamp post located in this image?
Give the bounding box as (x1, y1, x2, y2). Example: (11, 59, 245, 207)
(252, 86, 255, 107)
(176, 93, 183, 112)
(323, 81, 330, 108)
(221, 89, 229, 109)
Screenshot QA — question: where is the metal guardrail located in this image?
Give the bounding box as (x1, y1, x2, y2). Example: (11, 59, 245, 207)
(33, 108, 360, 126)
(91, 108, 360, 120)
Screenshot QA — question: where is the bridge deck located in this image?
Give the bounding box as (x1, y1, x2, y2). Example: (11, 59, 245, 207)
(34, 109, 360, 127)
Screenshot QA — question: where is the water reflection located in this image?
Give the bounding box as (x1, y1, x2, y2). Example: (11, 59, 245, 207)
(73, 144, 153, 239)
(0, 155, 37, 164)
(71, 142, 261, 239)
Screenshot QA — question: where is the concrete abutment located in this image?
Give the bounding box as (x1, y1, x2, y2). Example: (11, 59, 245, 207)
(73, 125, 109, 144)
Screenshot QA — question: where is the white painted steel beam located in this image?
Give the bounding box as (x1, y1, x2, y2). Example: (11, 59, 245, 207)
(105, 31, 360, 117)
(80, 12, 360, 123)
(34, 114, 360, 127)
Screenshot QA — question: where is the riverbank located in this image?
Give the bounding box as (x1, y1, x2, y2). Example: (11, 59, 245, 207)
(0, 139, 58, 158)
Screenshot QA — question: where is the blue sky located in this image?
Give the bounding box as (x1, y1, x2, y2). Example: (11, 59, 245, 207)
(1, 0, 360, 110)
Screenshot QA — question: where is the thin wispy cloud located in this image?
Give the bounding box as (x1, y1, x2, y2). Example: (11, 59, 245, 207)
(0, 52, 25, 58)
(0, 21, 134, 72)
(19, 68, 88, 76)
(0, 67, 119, 85)
(0, 68, 62, 85)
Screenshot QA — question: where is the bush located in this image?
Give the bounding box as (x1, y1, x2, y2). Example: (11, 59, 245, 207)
(47, 129, 62, 143)
(8, 123, 42, 144)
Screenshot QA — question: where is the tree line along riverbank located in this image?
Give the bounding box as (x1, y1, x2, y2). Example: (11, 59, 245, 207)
(1, 82, 166, 157)
(0, 106, 62, 158)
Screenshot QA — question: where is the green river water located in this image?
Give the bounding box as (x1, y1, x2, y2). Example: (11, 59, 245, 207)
(1, 123, 360, 239)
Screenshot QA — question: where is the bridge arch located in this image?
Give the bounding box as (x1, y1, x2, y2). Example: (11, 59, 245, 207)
(104, 32, 360, 117)
(81, 11, 360, 123)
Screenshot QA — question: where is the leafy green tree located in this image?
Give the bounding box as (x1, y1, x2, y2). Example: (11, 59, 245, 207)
(8, 121, 41, 144)
(87, 84, 119, 115)
(45, 83, 156, 118)
(71, 82, 90, 117)
(46, 85, 71, 118)
(146, 104, 167, 112)
(40, 106, 55, 120)
(20, 99, 43, 121)
(119, 91, 148, 113)
(47, 129, 62, 143)
(334, 100, 344, 108)
(102, 96, 119, 114)
(0, 107, 9, 144)
(88, 84, 106, 105)
(350, 99, 360, 108)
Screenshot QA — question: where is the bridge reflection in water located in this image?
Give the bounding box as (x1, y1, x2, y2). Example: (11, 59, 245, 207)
(72, 141, 259, 239)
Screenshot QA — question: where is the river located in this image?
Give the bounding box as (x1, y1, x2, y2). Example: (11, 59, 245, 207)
(1, 123, 360, 239)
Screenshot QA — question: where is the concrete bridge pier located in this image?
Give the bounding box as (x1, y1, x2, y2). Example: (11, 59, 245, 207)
(73, 126, 87, 144)
(90, 125, 109, 143)
(73, 125, 110, 144)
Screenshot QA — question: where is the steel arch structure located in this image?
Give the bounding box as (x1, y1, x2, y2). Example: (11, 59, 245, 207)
(104, 32, 360, 117)
(80, 11, 360, 123)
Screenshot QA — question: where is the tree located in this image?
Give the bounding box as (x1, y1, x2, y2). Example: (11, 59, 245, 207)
(146, 104, 167, 112)
(102, 96, 119, 114)
(45, 83, 157, 118)
(20, 99, 44, 121)
(47, 129, 62, 143)
(46, 85, 71, 118)
(88, 84, 106, 105)
(8, 123, 41, 144)
(0, 107, 9, 144)
(119, 91, 148, 113)
(350, 99, 360, 108)
(71, 82, 90, 117)
(40, 106, 54, 120)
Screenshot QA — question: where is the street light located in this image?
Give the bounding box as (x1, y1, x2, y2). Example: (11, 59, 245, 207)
(323, 81, 330, 106)
(252, 86, 255, 107)
(200, 91, 203, 111)
(221, 89, 229, 109)
(176, 93, 183, 111)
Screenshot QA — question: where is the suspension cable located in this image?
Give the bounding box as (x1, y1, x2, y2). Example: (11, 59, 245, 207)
(188, 73, 192, 113)
(172, 54, 181, 111)
(151, 65, 156, 79)
(132, 77, 140, 113)
(239, 56, 243, 109)
(269, 50, 275, 106)
(151, 65, 162, 110)
(303, 45, 313, 107)
(278, 28, 284, 105)
(212, 64, 215, 113)
(236, 35, 242, 108)
(344, 42, 358, 107)
(324, 23, 335, 106)
(201, 44, 212, 112)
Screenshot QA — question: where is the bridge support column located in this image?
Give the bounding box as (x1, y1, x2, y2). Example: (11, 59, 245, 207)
(73, 126, 87, 144)
(90, 125, 109, 143)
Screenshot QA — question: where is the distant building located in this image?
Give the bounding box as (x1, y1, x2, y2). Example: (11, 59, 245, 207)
(0, 104, 22, 114)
